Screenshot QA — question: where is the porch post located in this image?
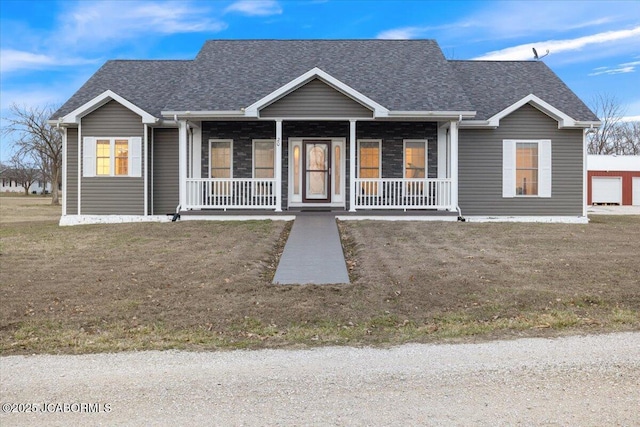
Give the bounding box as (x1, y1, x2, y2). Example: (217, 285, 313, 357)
(178, 120, 188, 210)
(449, 120, 459, 210)
(143, 124, 148, 216)
(275, 119, 283, 212)
(349, 120, 357, 212)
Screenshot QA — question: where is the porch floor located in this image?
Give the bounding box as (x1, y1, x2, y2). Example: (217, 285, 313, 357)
(179, 208, 459, 218)
(272, 214, 350, 285)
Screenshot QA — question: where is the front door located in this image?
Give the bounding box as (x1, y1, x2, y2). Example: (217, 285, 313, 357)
(303, 140, 331, 203)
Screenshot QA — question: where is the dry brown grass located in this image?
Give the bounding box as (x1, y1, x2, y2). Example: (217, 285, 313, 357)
(1, 197, 638, 354)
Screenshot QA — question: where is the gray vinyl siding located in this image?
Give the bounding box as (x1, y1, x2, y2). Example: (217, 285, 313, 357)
(260, 79, 374, 118)
(66, 127, 78, 215)
(152, 128, 179, 215)
(80, 100, 145, 215)
(459, 104, 584, 216)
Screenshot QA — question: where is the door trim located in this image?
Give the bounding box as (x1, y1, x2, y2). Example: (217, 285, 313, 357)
(288, 137, 346, 208)
(302, 139, 331, 203)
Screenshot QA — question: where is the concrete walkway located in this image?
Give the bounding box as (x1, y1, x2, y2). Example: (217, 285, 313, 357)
(273, 214, 350, 285)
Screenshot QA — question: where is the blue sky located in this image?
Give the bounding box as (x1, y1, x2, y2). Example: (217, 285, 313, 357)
(1, 0, 639, 160)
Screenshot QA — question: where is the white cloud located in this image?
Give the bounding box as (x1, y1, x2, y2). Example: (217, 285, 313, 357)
(589, 60, 640, 76)
(225, 0, 282, 16)
(473, 26, 640, 60)
(58, 1, 227, 45)
(0, 49, 96, 73)
(377, 27, 423, 40)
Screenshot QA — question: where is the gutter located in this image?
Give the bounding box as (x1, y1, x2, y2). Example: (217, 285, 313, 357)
(387, 110, 476, 120)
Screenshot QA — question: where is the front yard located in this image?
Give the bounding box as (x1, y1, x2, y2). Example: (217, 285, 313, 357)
(1, 197, 638, 354)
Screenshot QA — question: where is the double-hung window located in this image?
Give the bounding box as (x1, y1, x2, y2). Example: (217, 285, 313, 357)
(253, 140, 275, 179)
(404, 139, 428, 197)
(210, 140, 232, 179)
(253, 139, 275, 201)
(503, 139, 551, 198)
(83, 137, 141, 177)
(404, 140, 427, 179)
(358, 139, 381, 195)
(209, 139, 233, 196)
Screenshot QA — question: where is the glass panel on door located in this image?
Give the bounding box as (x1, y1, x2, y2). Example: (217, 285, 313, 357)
(304, 141, 330, 202)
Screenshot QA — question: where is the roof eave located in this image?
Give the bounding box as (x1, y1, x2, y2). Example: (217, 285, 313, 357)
(162, 110, 246, 120)
(59, 90, 158, 125)
(388, 111, 476, 120)
(244, 67, 389, 118)
(471, 94, 600, 129)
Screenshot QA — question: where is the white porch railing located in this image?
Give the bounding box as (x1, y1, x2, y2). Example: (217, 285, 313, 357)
(185, 178, 277, 210)
(354, 178, 452, 209)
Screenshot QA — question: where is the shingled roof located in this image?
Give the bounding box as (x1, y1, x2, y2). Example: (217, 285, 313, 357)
(448, 60, 598, 121)
(53, 60, 192, 118)
(52, 40, 598, 122)
(164, 39, 473, 113)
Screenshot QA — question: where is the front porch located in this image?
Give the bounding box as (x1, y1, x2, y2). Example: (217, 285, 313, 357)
(183, 177, 452, 211)
(177, 119, 460, 213)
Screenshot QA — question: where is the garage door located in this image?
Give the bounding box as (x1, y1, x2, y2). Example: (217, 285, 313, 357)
(592, 177, 622, 204)
(633, 177, 640, 206)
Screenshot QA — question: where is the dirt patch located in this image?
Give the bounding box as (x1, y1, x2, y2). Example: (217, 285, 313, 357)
(1, 197, 638, 354)
(342, 217, 640, 323)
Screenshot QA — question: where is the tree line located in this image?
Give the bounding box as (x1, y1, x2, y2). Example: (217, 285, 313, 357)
(2, 104, 62, 204)
(587, 94, 640, 155)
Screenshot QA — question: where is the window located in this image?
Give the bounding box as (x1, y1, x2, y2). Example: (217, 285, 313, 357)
(210, 140, 232, 179)
(516, 142, 538, 195)
(503, 139, 551, 198)
(253, 140, 275, 178)
(115, 140, 129, 176)
(358, 140, 381, 195)
(96, 140, 111, 175)
(83, 137, 141, 178)
(293, 145, 301, 195)
(404, 140, 427, 179)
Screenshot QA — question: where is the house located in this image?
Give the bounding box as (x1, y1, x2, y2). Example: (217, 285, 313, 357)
(0, 167, 51, 194)
(587, 155, 640, 206)
(50, 40, 600, 225)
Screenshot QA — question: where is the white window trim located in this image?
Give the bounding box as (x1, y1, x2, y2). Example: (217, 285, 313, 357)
(357, 139, 382, 179)
(82, 136, 141, 178)
(252, 139, 276, 179)
(503, 139, 552, 198)
(208, 139, 233, 179)
(403, 139, 428, 179)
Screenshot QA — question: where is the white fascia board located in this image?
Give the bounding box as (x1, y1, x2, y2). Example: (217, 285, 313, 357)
(161, 110, 246, 119)
(458, 120, 495, 129)
(486, 94, 577, 129)
(387, 110, 476, 120)
(244, 67, 389, 118)
(575, 120, 602, 128)
(61, 90, 156, 124)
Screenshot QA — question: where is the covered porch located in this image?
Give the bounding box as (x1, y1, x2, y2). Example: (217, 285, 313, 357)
(176, 118, 460, 213)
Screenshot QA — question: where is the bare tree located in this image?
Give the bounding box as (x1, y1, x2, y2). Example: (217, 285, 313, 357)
(3, 104, 62, 205)
(6, 152, 40, 195)
(588, 93, 626, 155)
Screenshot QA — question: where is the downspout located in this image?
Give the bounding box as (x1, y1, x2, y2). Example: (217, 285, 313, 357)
(454, 115, 465, 222)
(173, 114, 182, 221)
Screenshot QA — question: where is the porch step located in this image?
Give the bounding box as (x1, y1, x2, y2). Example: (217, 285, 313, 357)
(273, 215, 350, 285)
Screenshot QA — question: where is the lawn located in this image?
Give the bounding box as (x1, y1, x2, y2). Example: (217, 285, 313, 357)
(1, 196, 638, 354)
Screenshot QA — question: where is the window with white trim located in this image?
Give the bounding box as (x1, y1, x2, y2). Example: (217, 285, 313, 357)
(209, 139, 233, 179)
(358, 139, 381, 195)
(83, 137, 141, 177)
(404, 140, 427, 179)
(503, 139, 551, 198)
(253, 140, 275, 178)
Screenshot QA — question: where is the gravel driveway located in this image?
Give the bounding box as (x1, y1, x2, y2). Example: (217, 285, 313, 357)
(2, 332, 639, 426)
